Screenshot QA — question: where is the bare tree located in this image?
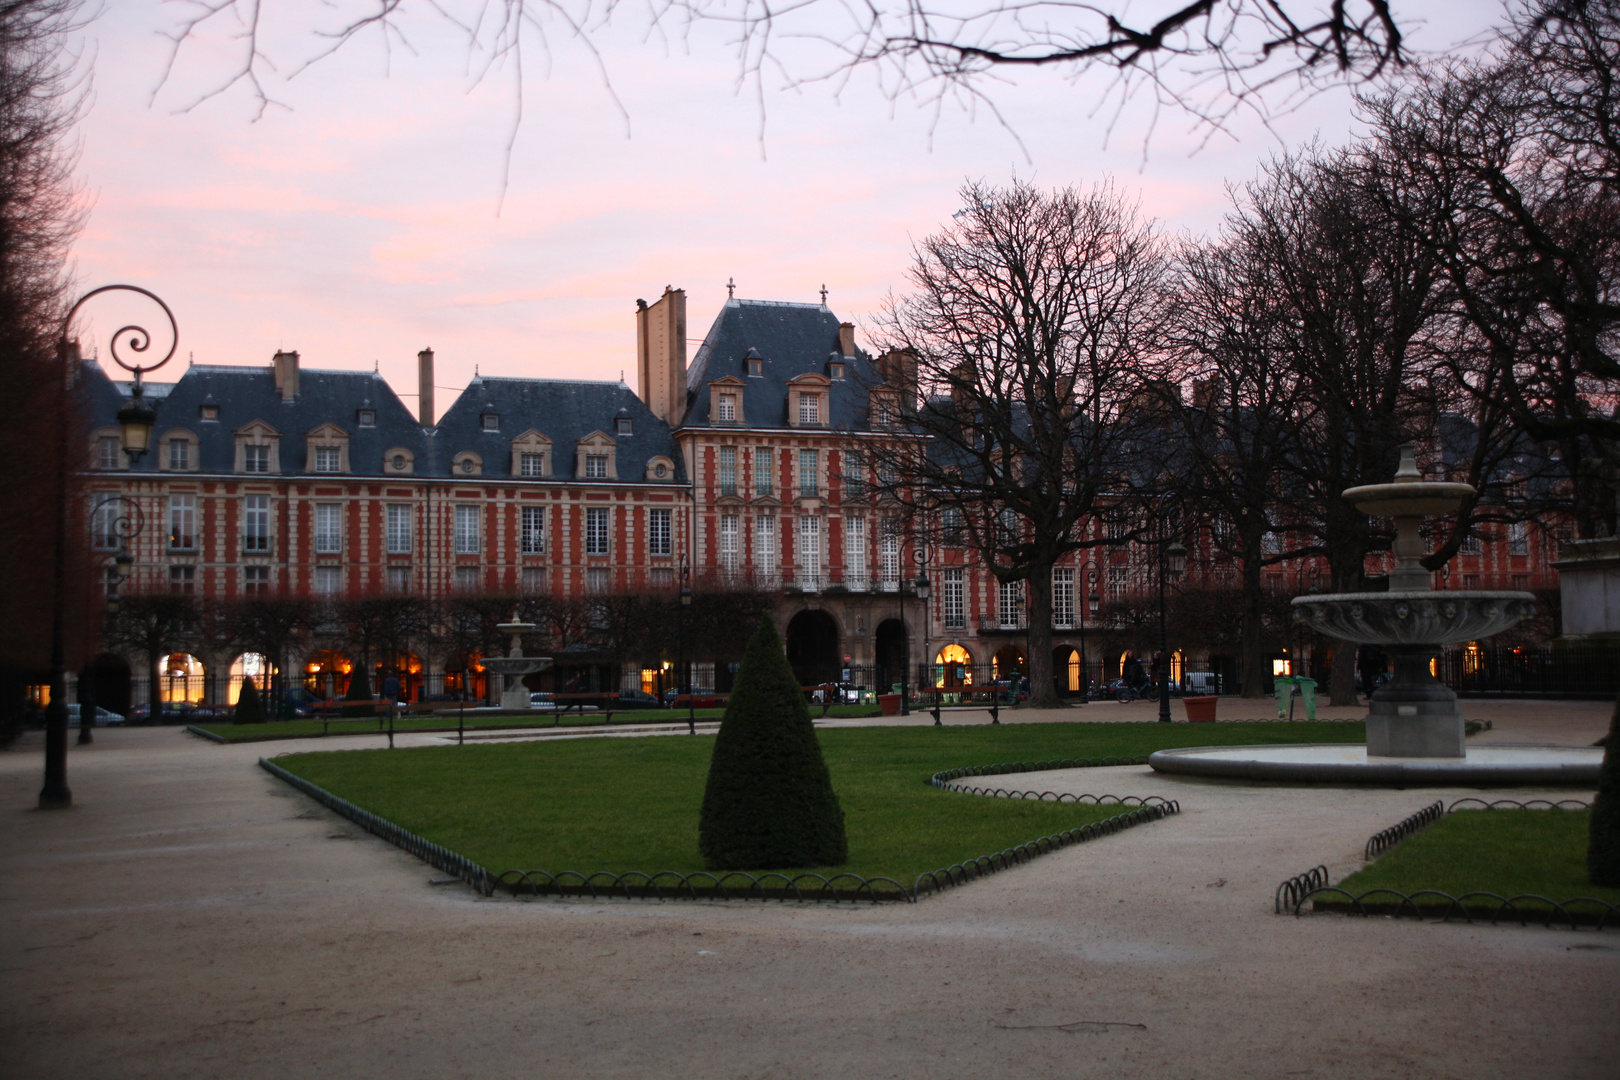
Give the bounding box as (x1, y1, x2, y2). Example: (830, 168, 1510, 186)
(102, 592, 201, 723)
(153, 0, 1411, 152)
(871, 179, 1168, 708)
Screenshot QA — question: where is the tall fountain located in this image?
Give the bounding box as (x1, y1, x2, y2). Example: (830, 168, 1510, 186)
(1295, 445, 1535, 757)
(478, 614, 553, 712)
(1149, 446, 1602, 785)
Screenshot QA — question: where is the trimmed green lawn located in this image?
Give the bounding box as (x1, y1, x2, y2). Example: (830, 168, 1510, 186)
(274, 720, 1362, 882)
(202, 704, 881, 743)
(1334, 809, 1620, 910)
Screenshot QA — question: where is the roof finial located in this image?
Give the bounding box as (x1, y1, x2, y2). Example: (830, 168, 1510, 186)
(374, 359, 380, 374)
(475, 363, 480, 378)
(726, 276, 736, 299)
(820, 283, 828, 305)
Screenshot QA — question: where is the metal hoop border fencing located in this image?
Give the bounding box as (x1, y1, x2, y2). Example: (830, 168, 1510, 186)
(259, 757, 494, 896)
(928, 755, 1150, 788)
(1364, 800, 1445, 860)
(1276, 796, 1615, 929)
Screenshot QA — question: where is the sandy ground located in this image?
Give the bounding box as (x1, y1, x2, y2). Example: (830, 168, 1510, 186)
(2, 700, 1616, 1080)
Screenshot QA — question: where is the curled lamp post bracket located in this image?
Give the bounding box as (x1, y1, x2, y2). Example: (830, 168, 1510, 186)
(63, 284, 179, 385)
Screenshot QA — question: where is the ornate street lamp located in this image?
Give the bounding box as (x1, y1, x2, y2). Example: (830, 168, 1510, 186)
(80, 498, 143, 745)
(1078, 563, 1100, 705)
(1157, 537, 1187, 724)
(41, 286, 177, 809)
(679, 554, 695, 735)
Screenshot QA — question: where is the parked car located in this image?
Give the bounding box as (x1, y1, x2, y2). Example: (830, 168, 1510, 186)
(1184, 672, 1220, 695)
(128, 701, 232, 723)
(528, 692, 558, 710)
(610, 689, 667, 710)
(65, 704, 125, 727)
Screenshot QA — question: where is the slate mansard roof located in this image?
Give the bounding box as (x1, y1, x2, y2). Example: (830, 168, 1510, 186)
(683, 298, 880, 429)
(76, 360, 682, 483)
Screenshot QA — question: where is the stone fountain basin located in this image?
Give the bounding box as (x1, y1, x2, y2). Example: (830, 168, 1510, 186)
(481, 657, 554, 676)
(1342, 481, 1476, 517)
(1291, 590, 1537, 646)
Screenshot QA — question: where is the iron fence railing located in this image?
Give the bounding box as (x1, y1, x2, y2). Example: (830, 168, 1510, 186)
(1439, 644, 1620, 699)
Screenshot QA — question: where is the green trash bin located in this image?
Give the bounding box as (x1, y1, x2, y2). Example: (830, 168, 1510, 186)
(1272, 676, 1295, 719)
(1294, 676, 1319, 721)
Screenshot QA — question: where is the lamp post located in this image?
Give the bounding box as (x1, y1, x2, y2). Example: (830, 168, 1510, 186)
(1078, 563, 1100, 705)
(1157, 535, 1187, 724)
(679, 554, 694, 735)
(41, 285, 177, 809)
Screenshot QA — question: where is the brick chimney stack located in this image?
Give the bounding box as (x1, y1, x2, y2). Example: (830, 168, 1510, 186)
(636, 286, 687, 427)
(838, 322, 855, 358)
(418, 348, 435, 426)
(272, 350, 299, 401)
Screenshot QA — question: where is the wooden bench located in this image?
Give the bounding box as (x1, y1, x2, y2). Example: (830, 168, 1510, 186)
(921, 687, 1011, 726)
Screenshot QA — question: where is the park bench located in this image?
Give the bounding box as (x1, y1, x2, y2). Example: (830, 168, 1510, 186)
(921, 687, 1009, 726)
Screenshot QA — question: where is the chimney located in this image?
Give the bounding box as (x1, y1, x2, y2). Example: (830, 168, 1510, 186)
(272, 350, 299, 401)
(418, 348, 435, 426)
(838, 322, 855, 358)
(636, 286, 687, 427)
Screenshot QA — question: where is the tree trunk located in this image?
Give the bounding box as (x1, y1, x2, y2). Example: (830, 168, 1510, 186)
(147, 651, 162, 725)
(1025, 563, 1063, 709)
(1329, 640, 1358, 707)
(1240, 536, 1269, 697)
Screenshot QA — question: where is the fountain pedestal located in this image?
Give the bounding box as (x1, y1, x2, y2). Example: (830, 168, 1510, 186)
(1367, 646, 1463, 757)
(481, 616, 553, 712)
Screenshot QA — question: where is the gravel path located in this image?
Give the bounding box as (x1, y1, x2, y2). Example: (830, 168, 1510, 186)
(2, 701, 1616, 1079)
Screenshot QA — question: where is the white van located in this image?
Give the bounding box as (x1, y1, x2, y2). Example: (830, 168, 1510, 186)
(1184, 672, 1220, 695)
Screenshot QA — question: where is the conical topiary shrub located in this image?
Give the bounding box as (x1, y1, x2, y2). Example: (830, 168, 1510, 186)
(1589, 696, 1620, 886)
(342, 664, 373, 718)
(699, 616, 847, 870)
(234, 675, 265, 724)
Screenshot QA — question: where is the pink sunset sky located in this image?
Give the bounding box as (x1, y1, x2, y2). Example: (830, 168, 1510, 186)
(68, 1, 1503, 418)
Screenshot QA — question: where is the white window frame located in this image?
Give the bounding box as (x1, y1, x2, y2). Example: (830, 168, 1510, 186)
(879, 518, 900, 591)
(845, 516, 867, 589)
(243, 565, 270, 596)
(585, 454, 608, 480)
(585, 507, 610, 555)
(520, 452, 546, 477)
(314, 566, 341, 597)
(1053, 567, 1074, 629)
(718, 394, 736, 422)
(386, 504, 412, 555)
(719, 446, 737, 495)
(754, 447, 774, 496)
(455, 505, 481, 555)
(387, 565, 412, 593)
(243, 494, 271, 553)
(799, 448, 819, 497)
(455, 566, 480, 592)
(521, 506, 546, 554)
(998, 579, 1026, 630)
(168, 494, 196, 551)
(720, 514, 739, 576)
(942, 568, 965, 629)
(314, 503, 342, 555)
(313, 445, 341, 473)
(648, 508, 671, 557)
(799, 393, 820, 425)
(90, 499, 120, 550)
(521, 566, 548, 594)
(168, 438, 191, 471)
(798, 515, 821, 589)
(243, 444, 270, 474)
(754, 516, 776, 584)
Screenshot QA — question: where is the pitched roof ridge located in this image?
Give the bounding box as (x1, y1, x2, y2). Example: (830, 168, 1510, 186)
(734, 298, 829, 311)
(474, 376, 625, 386)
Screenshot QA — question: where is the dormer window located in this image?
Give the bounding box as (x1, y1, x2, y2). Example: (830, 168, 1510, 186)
(393, 454, 407, 471)
(616, 417, 632, 435)
(520, 452, 546, 477)
(169, 439, 191, 471)
(585, 454, 608, 479)
(454, 451, 483, 475)
(829, 361, 844, 380)
(799, 394, 820, 425)
(244, 445, 270, 473)
(482, 413, 500, 432)
(200, 404, 219, 422)
(746, 349, 763, 377)
(96, 435, 119, 470)
(357, 409, 376, 428)
(314, 446, 340, 472)
(718, 394, 736, 422)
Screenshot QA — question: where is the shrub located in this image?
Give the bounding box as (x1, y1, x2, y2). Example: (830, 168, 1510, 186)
(342, 664, 373, 718)
(1590, 695, 1620, 887)
(234, 675, 265, 724)
(699, 616, 847, 870)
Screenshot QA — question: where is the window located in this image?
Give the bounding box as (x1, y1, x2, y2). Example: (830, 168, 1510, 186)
(455, 505, 480, 554)
(1511, 573, 1528, 590)
(1053, 567, 1074, 629)
(942, 569, 965, 629)
(314, 503, 342, 554)
(846, 516, 867, 588)
(748, 356, 762, 377)
(90, 499, 120, 550)
(199, 404, 218, 422)
(315, 566, 342, 596)
(1459, 531, 1482, 555)
(999, 580, 1025, 629)
(880, 518, 900, 590)
(1261, 529, 1281, 556)
(649, 567, 673, 590)
(520, 452, 545, 477)
(798, 515, 821, 588)
(586, 507, 609, 555)
(648, 508, 671, 556)
(718, 394, 736, 422)
(243, 566, 269, 596)
(754, 516, 776, 583)
(942, 507, 964, 545)
(616, 417, 632, 435)
(799, 393, 820, 425)
(97, 436, 120, 470)
(357, 409, 375, 427)
(585, 454, 608, 480)
(1107, 565, 1127, 599)
(168, 494, 196, 550)
(243, 495, 271, 553)
(843, 450, 864, 495)
(482, 413, 500, 431)
(244, 444, 270, 474)
(522, 566, 548, 594)
(521, 506, 546, 554)
(169, 565, 195, 594)
(1462, 574, 1481, 589)
(828, 361, 844, 380)
(458, 455, 479, 475)
(586, 567, 609, 593)
(387, 566, 412, 593)
(755, 447, 774, 496)
(313, 446, 341, 473)
(719, 447, 737, 495)
(799, 449, 819, 497)
(455, 566, 480, 592)
(1509, 521, 1528, 555)
(386, 505, 412, 554)
(720, 514, 739, 575)
(168, 439, 191, 471)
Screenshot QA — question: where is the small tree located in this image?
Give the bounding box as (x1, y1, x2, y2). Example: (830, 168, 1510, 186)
(699, 616, 847, 870)
(1590, 698, 1620, 887)
(341, 663, 372, 718)
(234, 675, 264, 724)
